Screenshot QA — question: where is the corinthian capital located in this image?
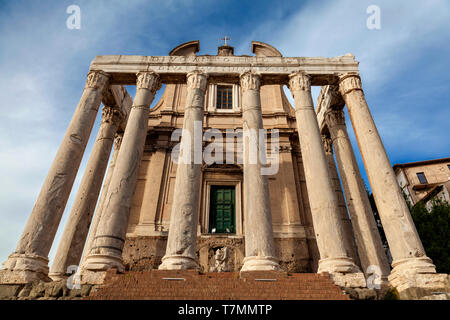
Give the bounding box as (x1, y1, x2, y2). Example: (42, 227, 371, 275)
(338, 73, 362, 96)
(85, 70, 110, 90)
(186, 70, 208, 92)
(136, 71, 161, 93)
(101, 106, 125, 126)
(325, 109, 346, 128)
(239, 71, 261, 92)
(288, 72, 311, 92)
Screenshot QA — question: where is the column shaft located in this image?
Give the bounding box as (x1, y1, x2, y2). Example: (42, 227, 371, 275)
(49, 106, 123, 280)
(83, 71, 161, 274)
(322, 135, 361, 268)
(240, 71, 280, 271)
(0, 71, 109, 283)
(159, 71, 208, 270)
(338, 74, 436, 276)
(80, 133, 122, 266)
(325, 108, 391, 279)
(289, 71, 360, 274)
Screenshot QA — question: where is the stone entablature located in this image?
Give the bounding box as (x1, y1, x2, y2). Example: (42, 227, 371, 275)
(90, 54, 359, 85)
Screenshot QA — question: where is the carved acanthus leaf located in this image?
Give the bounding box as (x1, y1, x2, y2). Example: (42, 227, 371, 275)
(86, 70, 110, 90)
(239, 71, 261, 91)
(186, 70, 208, 92)
(288, 71, 311, 92)
(136, 71, 162, 93)
(325, 109, 346, 128)
(338, 74, 362, 96)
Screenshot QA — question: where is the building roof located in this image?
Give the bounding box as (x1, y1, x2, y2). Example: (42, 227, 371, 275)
(393, 157, 450, 171)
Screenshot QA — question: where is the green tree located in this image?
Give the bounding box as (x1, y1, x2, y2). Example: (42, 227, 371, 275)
(410, 199, 450, 274)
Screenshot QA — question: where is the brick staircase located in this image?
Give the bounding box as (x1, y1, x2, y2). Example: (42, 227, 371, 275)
(86, 270, 350, 300)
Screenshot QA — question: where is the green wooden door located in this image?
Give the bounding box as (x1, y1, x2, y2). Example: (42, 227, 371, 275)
(209, 186, 235, 234)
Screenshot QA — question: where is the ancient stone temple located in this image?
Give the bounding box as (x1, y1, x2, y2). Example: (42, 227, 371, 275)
(1, 40, 448, 299)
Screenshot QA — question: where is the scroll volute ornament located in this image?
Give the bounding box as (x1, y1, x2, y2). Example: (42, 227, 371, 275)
(239, 71, 261, 92)
(85, 70, 110, 89)
(338, 73, 362, 96)
(136, 71, 162, 93)
(288, 71, 311, 93)
(186, 70, 208, 92)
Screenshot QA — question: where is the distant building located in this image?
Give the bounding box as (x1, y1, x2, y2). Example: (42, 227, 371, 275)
(394, 158, 450, 210)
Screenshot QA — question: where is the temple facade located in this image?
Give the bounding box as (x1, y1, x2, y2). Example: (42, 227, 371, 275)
(1, 40, 447, 298)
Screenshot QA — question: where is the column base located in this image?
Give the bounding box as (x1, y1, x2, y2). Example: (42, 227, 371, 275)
(388, 257, 449, 299)
(317, 256, 361, 274)
(240, 256, 281, 271)
(48, 272, 68, 282)
(318, 256, 367, 287)
(0, 253, 51, 284)
(82, 254, 124, 273)
(158, 255, 199, 270)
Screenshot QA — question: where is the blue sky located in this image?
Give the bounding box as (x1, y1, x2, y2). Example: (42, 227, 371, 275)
(0, 0, 449, 264)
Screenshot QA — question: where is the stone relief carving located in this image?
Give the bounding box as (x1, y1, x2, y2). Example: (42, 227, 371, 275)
(209, 247, 231, 272)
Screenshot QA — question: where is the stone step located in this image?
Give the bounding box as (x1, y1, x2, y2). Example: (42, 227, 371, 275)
(86, 270, 350, 300)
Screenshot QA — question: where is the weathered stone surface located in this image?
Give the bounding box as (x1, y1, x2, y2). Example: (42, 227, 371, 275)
(289, 71, 361, 276)
(0, 70, 110, 284)
(28, 281, 47, 299)
(321, 106, 390, 281)
(240, 71, 279, 272)
(83, 71, 160, 274)
(159, 71, 208, 270)
(339, 74, 437, 277)
(90, 54, 360, 85)
(0, 285, 22, 298)
(50, 105, 124, 280)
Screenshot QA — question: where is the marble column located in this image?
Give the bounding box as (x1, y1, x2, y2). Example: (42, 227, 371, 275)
(288, 71, 361, 275)
(325, 108, 390, 280)
(83, 71, 161, 277)
(338, 74, 437, 278)
(49, 106, 124, 280)
(80, 133, 123, 267)
(159, 70, 208, 270)
(240, 71, 280, 271)
(322, 134, 361, 268)
(0, 70, 110, 284)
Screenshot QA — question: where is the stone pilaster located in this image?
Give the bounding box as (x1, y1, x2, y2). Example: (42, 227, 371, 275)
(239, 71, 280, 271)
(338, 74, 446, 295)
(289, 71, 364, 286)
(159, 70, 208, 270)
(325, 108, 390, 282)
(82, 71, 161, 283)
(0, 70, 110, 284)
(49, 106, 124, 280)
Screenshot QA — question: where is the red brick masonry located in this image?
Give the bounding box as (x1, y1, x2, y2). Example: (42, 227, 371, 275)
(86, 270, 350, 300)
